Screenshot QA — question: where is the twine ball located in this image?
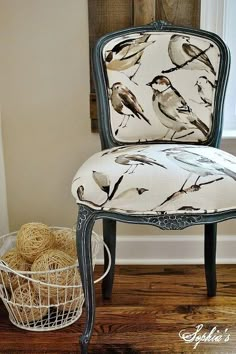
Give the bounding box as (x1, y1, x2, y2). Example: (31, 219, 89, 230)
(51, 271, 83, 312)
(11, 283, 48, 323)
(58, 289, 84, 312)
(52, 229, 77, 259)
(31, 249, 75, 298)
(16, 223, 54, 262)
(0, 248, 29, 290)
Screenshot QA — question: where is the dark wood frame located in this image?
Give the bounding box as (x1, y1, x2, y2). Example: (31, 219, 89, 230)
(76, 21, 232, 353)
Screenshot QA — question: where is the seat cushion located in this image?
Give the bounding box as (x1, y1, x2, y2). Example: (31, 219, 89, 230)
(71, 144, 236, 215)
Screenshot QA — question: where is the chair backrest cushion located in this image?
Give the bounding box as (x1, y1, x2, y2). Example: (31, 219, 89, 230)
(96, 26, 228, 147)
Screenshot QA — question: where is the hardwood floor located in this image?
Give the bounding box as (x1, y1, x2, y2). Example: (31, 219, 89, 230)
(1, 265, 236, 353)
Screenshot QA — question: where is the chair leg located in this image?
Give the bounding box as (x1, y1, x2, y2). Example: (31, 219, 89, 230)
(76, 205, 96, 354)
(204, 223, 217, 297)
(102, 219, 116, 300)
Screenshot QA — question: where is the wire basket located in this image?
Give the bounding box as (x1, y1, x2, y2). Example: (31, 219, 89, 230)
(0, 227, 111, 331)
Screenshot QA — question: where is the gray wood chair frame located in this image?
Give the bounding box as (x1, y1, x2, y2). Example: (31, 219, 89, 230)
(75, 21, 234, 353)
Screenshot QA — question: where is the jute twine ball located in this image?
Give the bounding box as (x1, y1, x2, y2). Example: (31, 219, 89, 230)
(31, 249, 75, 298)
(10, 283, 48, 323)
(51, 271, 83, 312)
(58, 289, 84, 312)
(52, 229, 77, 259)
(16, 223, 54, 262)
(0, 248, 30, 290)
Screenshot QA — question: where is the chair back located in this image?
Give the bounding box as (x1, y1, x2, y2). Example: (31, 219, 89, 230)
(92, 21, 230, 149)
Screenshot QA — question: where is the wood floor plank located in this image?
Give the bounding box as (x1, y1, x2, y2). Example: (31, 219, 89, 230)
(0, 265, 236, 353)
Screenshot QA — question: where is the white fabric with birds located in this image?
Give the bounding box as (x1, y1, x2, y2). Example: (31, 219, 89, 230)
(103, 32, 220, 144)
(72, 144, 236, 215)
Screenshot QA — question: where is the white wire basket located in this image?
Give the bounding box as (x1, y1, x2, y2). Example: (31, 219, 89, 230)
(0, 227, 111, 331)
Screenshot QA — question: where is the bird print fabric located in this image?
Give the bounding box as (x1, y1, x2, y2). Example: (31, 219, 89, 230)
(195, 76, 216, 107)
(164, 34, 216, 74)
(105, 34, 155, 82)
(147, 75, 209, 140)
(71, 28, 234, 219)
(103, 32, 220, 144)
(110, 82, 151, 136)
(71, 144, 236, 215)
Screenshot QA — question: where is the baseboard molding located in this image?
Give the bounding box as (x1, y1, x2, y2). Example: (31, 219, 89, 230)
(96, 234, 236, 265)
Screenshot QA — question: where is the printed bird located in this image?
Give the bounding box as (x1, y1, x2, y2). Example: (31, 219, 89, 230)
(101, 144, 150, 156)
(146, 75, 209, 140)
(105, 34, 154, 81)
(106, 188, 149, 209)
(77, 185, 84, 200)
(166, 34, 216, 75)
(92, 170, 124, 202)
(195, 76, 216, 106)
(115, 154, 166, 173)
(93, 171, 110, 196)
(111, 82, 151, 134)
(163, 147, 236, 183)
(92, 170, 149, 209)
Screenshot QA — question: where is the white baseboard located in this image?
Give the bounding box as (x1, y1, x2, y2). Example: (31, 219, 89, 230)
(96, 235, 236, 265)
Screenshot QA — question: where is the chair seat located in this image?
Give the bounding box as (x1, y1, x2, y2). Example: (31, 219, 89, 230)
(71, 144, 236, 215)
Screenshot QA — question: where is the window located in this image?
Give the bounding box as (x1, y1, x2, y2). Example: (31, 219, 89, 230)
(201, 0, 236, 137)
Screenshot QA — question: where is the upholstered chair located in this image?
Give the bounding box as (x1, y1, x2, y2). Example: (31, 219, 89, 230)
(71, 21, 236, 353)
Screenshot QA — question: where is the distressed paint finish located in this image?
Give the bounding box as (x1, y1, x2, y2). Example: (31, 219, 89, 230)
(75, 20, 233, 353)
(77, 204, 236, 352)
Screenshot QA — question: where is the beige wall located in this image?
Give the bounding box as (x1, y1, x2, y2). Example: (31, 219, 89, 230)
(0, 0, 100, 230)
(0, 0, 235, 236)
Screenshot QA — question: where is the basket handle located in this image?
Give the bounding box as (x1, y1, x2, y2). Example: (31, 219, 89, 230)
(0, 260, 11, 271)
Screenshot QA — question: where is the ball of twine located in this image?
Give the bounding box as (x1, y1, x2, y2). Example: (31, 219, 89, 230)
(0, 248, 30, 290)
(51, 270, 83, 312)
(10, 283, 48, 323)
(31, 249, 75, 298)
(52, 229, 77, 259)
(16, 223, 54, 262)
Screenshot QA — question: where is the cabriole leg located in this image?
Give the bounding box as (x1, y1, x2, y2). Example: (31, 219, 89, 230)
(76, 205, 96, 354)
(204, 223, 217, 297)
